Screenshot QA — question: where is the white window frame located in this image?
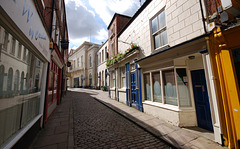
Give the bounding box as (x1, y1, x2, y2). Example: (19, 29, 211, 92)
(143, 66, 192, 109)
(151, 9, 168, 51)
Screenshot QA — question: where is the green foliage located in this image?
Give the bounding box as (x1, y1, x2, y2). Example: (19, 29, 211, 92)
(106, 43, 139, 67)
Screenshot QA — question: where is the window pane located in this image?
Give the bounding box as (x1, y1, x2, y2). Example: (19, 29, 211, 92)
(0, 26, 44, 144)
(152, 72, 162, 103)
(154, 34, 160, 49)
(160, 30, 168, 46)
(162, 69, 177, 106)
(158, 11, 166, 29)
(177, 68, 191, 107)
(144, 73, 151, 101)
(152, 17, 158, 34)
(48, 72, 53, 103)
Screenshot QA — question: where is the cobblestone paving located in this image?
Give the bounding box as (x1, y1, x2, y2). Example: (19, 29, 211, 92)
(72, 91, 171, 149)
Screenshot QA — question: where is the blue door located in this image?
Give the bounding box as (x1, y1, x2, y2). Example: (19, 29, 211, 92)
(191, 69, 213, 131)
(131, 72, 137, 106)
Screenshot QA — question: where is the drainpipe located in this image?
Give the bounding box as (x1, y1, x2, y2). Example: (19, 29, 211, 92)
(199, 0, 207, 33)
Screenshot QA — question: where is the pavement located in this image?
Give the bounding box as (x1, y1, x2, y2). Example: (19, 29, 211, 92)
(30, 88, 226, 149)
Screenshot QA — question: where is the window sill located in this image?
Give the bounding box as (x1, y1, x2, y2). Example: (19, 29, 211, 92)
(143, 100, 180, 112)
(118, 88, 126, 92)
(110, 87, 115, 91)
(152, 44, 170, 55)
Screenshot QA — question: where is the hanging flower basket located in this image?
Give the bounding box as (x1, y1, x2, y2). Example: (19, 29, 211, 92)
(106, 43, 139, 67)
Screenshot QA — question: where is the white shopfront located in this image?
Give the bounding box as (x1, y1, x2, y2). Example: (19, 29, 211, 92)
(0, 0, 50, 148)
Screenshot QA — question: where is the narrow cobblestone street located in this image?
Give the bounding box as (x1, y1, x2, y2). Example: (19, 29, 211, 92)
(71, 91, 171, 149)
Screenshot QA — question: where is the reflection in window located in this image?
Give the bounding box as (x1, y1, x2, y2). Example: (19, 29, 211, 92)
(3, 31, 9, 50)
(7, 68, 13, 91)
(48, 72, 53, 103)
(0, 65, 5, 93)
(0, 25, 44, 145)
(162, 69, 177, 106)
(14, 70, 20, 93)
(152, 72, 162, 103)
(10, 37, 16, 55)
(144, 73, 151, 101)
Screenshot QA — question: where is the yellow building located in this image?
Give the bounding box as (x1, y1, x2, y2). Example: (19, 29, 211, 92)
(208, 25, 240, 149)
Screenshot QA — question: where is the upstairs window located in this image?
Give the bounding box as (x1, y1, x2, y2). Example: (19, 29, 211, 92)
(151, 10, 168, 50)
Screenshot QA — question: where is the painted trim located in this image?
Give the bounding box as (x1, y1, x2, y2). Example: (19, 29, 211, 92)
(138, 68, 143, 112)
(2, 115, 42, 149)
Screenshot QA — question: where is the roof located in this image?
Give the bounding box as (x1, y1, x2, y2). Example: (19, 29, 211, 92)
(117, 0, 152, 37)
(107, 13, 131, 29)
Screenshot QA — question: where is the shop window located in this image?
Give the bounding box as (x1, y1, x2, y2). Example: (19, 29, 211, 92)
(177, 68, 191, 107)
(143, 68, 192, 107)
(152, 71, 162, 103)
(162, 69, 177, 106)
(151, 10, 168, 50)
(3, 30, 9, 51)
(0, 25, 45, 144)
(232, 48, 240, 89)
(144, 73, 151, 101)
(53, 73, 58, 100)
(10, 37, 16, 55)
(48, 71, 53, 103)
(120, 67, 126, 88)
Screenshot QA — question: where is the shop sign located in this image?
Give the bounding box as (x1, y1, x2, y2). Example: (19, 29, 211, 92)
(1, 0, 51, 62)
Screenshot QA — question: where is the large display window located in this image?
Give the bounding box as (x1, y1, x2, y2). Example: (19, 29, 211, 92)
(143, 67, 191, 107)
(0, 26, 44, 145)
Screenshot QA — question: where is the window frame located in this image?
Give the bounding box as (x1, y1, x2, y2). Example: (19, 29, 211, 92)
(142, 67, 192, 109)
(151, 9, 168, 51)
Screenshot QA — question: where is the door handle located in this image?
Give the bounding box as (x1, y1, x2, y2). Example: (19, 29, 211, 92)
(202, 86, 205, 92)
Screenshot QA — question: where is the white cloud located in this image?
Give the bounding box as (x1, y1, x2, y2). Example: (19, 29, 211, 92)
(88, 0, 140, 26)
(69, 37, 89, 50)
(95, 28, 108, 41)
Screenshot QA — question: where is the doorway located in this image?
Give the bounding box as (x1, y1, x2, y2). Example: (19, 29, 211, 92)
(191, 69, 213, 131)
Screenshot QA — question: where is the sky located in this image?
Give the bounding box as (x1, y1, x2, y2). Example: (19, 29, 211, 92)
(65, 0, 146, 50)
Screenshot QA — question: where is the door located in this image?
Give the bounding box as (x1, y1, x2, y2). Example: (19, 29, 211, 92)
(131, 72, 137, 106)
(191, 69, 213, 131)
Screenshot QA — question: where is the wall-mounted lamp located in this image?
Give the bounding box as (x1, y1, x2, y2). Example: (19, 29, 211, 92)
(49, 41, 53, 50)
